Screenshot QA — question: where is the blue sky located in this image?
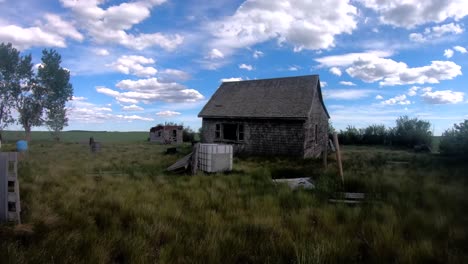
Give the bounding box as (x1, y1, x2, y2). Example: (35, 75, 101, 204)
(0, 0, 467, 135)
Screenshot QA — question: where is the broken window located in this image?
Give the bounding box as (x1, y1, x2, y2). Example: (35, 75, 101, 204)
(223, 123, 238, 140)
(215, 124, 221, 138)
(238, 124, 244, 141)
(217, 123, 245, 141)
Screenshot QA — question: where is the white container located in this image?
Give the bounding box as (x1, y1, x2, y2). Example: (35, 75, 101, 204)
(198, 144, 233, 172)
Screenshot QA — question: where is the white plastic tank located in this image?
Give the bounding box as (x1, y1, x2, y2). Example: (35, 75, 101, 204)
(198, 144, 233, 172)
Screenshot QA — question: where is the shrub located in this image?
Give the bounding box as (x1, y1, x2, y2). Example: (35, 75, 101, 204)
(390, 116, 432, 147)
(439, 120, 468, 156)
(362, 124, 387, 145)
(338, 125, 362, 145)
(182, 127, 196, 142)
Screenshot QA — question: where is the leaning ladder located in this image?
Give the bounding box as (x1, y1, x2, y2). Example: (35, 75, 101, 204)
(0, 152, 21, 224)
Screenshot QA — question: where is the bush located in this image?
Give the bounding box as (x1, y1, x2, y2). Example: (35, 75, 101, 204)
(390, 116, 432, 147)
(362, 124, 387, 145)
(336, 116, 432, 148)
(439, 120, 468, 155)
(182, 127, 196, 142)
(338, 125, 362, 145)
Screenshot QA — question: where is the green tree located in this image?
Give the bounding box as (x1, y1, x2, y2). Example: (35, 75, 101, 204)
(0, 43, 74, 141)
(38, 49, 73, 141)
(362, 124, 387, 145)
(439, 120, 468, 156)
(13, 54, 43, 141)
(0, 43, 27, 136)
(183, 126, 195, 142)
(391, 115, 432, 147)
(0, 43, 42, 141)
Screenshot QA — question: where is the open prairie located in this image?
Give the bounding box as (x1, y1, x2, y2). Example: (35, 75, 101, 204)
(0, 133, 467, 263)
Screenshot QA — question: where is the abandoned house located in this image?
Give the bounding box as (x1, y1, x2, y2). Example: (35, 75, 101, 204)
(198, 75, 330, 158)
(149, 125, 183, 144)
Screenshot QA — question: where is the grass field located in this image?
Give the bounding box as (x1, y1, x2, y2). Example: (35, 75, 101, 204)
(1, 130, 149, 143)
(0, 134, 467, 263)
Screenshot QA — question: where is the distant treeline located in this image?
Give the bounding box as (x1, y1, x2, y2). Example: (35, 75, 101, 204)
(334, 116, 468, 156)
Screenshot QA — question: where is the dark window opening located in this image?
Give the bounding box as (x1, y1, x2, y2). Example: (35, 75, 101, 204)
(215, 123, 245, 141)
(172, 130, 177, 137)
(238, 124, 244, 141)
(215, 124, 221, 138)
(223, 123, 238, 140)
(157, 131, 161, 137)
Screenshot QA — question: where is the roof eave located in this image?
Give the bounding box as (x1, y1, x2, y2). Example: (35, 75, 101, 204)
(199, 115, 307, 120)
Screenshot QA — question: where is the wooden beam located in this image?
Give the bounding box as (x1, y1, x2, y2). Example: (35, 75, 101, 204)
(191, 143, 200, 175)
(332, 133, 344, 185)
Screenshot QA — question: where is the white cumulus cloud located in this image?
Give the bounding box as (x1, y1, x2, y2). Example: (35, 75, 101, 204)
(329, 67, 342, 76)
(122, 104, 144, 111)
(345, 56, 462, 86)
(96, 78, 204, 104)
(208, 48, 224, 59)
(381, 94, 411, 105)
(409, 23, 464, 42)
(106, 55, 157, 77)
(359, 0, 468, 28)
(444, 49, 454, 58)
(453, 45, 467, 53)
(315, 50, 393, 67)
(156, 110, 181, 117)
(93, 48, 110, 56)
(339, 81, 356, 86)
(59, 0, 183, 50)
(221, 77, 243, 82)
(421, 88, 464, 104)
(239, 64, 253, 71)
(208, 0, 357, 54)
(324, 89, 374, 100)
(253, 50, 264, 58)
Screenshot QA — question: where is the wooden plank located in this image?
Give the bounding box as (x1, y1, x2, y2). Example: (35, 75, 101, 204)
(191, 143, 199, 175)
(328, 139, 336, 152)
(167, 152, 193, 172)
(343, 192, 365, 199)
(322, 150, 327, 169)
(8, 211, 18, 221)
(329, 199, 362, 204)
(0, 154, 7, 222)
(7, 192, 16, 202)
(333, 133, 344, 185)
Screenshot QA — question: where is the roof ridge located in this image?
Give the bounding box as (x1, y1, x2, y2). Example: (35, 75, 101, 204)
(221, 74, 318, 83)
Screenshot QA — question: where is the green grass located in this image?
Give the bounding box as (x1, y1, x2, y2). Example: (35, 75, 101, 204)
(1, 130, 149, 143)
(0, 140, 467, 263)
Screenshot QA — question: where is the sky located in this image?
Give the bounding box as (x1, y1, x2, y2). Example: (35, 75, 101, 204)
(0, 0, 467, 135)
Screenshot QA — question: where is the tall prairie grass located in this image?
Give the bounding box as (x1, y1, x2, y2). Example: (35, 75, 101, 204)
(0, 141, 467, 263)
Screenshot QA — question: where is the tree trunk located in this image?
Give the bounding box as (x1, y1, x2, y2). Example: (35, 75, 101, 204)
(25, 126, 31, 142)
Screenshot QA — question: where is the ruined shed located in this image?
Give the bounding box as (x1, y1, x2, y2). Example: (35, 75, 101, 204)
(149, 125, 183, 144)
(198, 75, 330, 158)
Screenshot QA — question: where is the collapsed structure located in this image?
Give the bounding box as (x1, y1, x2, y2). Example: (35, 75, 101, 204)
(149, 125, 183, 144)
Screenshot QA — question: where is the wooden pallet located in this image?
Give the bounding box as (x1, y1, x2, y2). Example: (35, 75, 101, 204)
(329, 192, 365, 204)
(1, 152, 21, 224)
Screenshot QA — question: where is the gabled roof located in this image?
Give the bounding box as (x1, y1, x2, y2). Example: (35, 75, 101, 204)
(198, 75, 329, 119)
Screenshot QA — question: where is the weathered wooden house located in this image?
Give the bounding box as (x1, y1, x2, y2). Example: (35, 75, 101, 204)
(198, 75, 330, 158)
(149, 125, 183, 144)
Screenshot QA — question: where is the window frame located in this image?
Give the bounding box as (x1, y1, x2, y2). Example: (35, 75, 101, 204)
(214, 122, 245, 142)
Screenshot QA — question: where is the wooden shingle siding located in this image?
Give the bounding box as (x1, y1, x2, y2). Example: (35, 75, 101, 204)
(199, 75, 330, 158)
(303, 89, 329, 158)
(202, 118, 305, 156)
